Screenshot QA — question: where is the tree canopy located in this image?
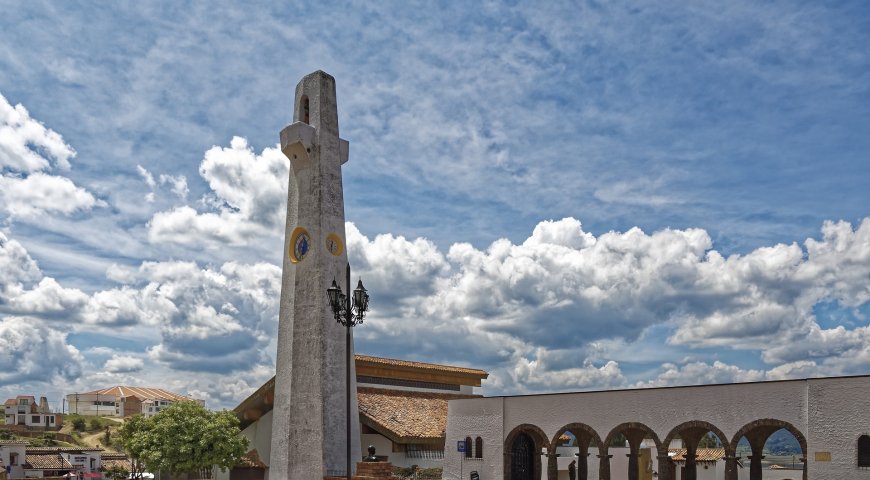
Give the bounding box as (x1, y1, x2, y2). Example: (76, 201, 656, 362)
(119, 401, 249, 479)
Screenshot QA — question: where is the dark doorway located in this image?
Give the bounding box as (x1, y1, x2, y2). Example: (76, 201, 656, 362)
(511, 433, 536, 480)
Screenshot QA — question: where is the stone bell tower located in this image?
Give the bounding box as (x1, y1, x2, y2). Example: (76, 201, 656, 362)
(270, 71, 361, 478)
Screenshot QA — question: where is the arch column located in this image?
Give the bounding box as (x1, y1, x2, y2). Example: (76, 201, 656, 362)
(546, 452, 560, 480)
(656, 454, 672, 480)
(574, 451, 589, 480)
(723, 455, 739, 480)
(597, 453, 612, 480)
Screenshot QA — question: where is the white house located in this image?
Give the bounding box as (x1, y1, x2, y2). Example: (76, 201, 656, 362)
(67, 387, 205, 417)
(3, 396, 60, 429)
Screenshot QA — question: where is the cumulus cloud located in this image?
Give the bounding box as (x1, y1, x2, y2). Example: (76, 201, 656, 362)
(147, 137, 289, 247)
(0, 317, 84, 387)
(103, 355, 144, 373)
(0, 93, 75, 172)
(346, 216, 870, 393)
(0, 92, 102, 219)
(0, 172, 105, 217)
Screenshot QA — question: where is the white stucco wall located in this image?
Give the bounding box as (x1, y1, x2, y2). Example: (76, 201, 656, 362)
(445, 377, 870, 480)
(444, 397, 504, 480)
(806, 376, 870, 479)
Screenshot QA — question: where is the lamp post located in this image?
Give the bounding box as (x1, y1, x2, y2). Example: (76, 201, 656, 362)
(327, 262, 370, 480)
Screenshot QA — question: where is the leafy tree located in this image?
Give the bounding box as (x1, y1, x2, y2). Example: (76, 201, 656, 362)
(104, 465, 129, 480)
(29, 433, 58, 447)
(90, 418, 102, 431)
(104, 426, 112, 445)
(698, 432, 722, 449)
(72, 418, 87, 431)
(121, 402, 248, 479)
(119, 414, 151, 480)
(609, 433, 628, 447)
(0, 428, 15, 440)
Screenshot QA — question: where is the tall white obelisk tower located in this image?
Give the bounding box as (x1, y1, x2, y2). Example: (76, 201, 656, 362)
(270, 71, 361, 479)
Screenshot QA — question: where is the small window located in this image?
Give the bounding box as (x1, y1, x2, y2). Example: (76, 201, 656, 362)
(32, 415, 40, 423)
(10, 452, 18, 465)
(465, 436, 473, 458)
(475, 437, 483, 459)
(859, 435, 870, 468)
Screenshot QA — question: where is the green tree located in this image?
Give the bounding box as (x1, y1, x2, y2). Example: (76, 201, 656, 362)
(118, 414, 151, 480)
(104, 426, 112, 445)
(104, 465, 129, 480)
(29, 433, 58, 447)
(121, 402, 248, 479)
(0, 428, 15, 440)
(89, 418, 102, 431)
(698, 432, 722, 449)
(609, 433, 628, 447)
(72, 418, 87, 431)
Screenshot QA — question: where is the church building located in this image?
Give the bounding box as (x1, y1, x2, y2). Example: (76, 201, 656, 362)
(227, 355, 488, 479)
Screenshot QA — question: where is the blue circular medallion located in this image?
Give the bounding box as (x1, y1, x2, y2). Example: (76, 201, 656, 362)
(294, 232, 310, 262)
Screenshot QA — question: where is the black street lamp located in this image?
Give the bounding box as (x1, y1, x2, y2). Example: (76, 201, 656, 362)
(327, 263, 369, 480)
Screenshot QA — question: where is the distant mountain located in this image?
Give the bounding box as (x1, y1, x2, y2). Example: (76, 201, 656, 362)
(736, 429, 802, 456)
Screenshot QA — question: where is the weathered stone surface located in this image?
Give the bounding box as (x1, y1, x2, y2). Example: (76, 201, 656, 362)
(270, 70, 361, 479)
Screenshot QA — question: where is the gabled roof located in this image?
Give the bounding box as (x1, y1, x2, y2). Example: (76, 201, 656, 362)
(357, 387, 479, 443)
(26, 447, 103, 453)
(4, 399, 17, 405)
(669, 448, 726, 463)
(100, 453, 133, 472)
(24, 454, 74, 470)
(0, 440, 30, 445)
(355, 355, 488, 377)
(78, 386, 192, 401)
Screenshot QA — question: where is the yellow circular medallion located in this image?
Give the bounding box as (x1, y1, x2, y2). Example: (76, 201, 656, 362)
(289, 227, 311, 263)
(325, 234, 344, 256)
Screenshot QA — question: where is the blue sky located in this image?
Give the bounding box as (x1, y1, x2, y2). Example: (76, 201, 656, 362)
(1, 0, 869, 410)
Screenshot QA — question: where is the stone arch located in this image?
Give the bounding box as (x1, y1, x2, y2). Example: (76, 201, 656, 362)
(550, 423, 604, 453)
(730, 418, 808, 457)
(504, 423, 550, 480)
(603, 422, 663, 454)
(662, 420, 732, 453)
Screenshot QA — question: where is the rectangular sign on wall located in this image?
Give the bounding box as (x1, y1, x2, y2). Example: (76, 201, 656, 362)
(457, 441, 466, 453)
(815, 452, 832, 462)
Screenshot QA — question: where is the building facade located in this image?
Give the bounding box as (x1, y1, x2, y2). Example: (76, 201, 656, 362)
(3, 396, 60, 429)
(67, 387, 205, 417)
(226, 355, 489, 479)
(0, 442, 105, 479)
(443, 375, 870, 480)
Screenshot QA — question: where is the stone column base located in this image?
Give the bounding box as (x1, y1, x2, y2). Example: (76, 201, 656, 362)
(324, 461, 399, 480)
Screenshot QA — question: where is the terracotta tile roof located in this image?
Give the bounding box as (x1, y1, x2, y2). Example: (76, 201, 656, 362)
(26, 447, 103, 453)
(0, 440, 30, 445)
(669, 449, 725, 463)
(559, 434, 571, 442)
(357, 387, 479, 442)
(100, 453, 133, 472)
(79, 386, 193, 401)
(24, 453, 74, 470)
(235, 449, 267, 469)
(355, 355, 488, 377)
(4, 399, 16, 405)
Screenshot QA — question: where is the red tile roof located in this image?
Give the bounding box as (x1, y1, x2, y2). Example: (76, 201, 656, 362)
(669, 449, 726, 463)
(357, 387, 479, 442)
(235, 449, 267, 469)
(23, 454, 74, 470)
(100, 453, 133, 472)
(78, 386, 192, 401)
(355, 355, 488, 377)
(4, 399, 16, 405)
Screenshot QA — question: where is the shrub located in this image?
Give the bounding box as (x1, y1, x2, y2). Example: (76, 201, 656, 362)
(72, 418, 87, 431)
(89, 418, 102, 431)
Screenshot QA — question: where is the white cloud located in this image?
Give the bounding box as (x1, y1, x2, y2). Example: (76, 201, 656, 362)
(159, 173, 189, 200)
(103, 355, 144, 373)
(147, 137, 289, 247)
(0, 317, 84, 387)
(0, 92, 102, 220)
(0, 172, 105, 217)
(0, 93, 75, 172)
